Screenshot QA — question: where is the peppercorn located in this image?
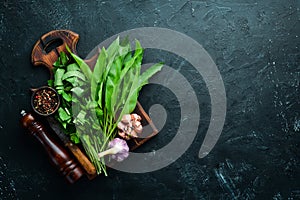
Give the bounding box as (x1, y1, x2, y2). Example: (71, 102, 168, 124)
(32, 87, 60, 115)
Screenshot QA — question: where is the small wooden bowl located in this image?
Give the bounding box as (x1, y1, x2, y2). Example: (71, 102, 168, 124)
(31, 86, 60, 116)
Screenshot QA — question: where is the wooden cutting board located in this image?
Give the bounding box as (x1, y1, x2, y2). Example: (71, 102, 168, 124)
(31, 29, 159, 178)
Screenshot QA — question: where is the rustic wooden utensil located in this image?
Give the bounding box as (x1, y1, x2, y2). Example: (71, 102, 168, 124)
(31, 30, 79, 73)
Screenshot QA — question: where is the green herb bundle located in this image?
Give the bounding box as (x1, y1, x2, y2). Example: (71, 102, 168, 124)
(49, 37, 163, 175)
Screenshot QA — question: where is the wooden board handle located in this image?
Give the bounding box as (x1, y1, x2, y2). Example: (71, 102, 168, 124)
(31, 30, 79, 73)
(66, 142, 97, 179)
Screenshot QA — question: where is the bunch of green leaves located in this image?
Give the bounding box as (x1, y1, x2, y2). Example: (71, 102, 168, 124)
(50, 51, 108, 174)
(50, 37, 163, 175)
(49, 52, 86, 144)
(86, 37, 163, 151)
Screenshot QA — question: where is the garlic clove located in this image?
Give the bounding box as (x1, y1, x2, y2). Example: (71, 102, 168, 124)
(121, 114, 131, 124)
(131, 113, 141, 121)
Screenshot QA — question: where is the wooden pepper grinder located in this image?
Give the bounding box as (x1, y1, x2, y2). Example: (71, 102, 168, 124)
(20, 110, 84, 184)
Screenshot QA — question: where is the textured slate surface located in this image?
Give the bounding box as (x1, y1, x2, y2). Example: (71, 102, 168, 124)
(0, 0, 299, 199)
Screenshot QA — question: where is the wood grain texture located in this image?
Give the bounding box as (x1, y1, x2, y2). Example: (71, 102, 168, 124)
(31, 30, 79, 75)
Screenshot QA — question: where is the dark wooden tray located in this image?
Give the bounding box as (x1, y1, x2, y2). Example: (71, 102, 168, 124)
(31, 29, 158, 178)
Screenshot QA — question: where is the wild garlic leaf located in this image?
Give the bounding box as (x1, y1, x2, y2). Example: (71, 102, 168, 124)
(66, 45, 92, 81)
(102, 38, 121, 81)
(53, 59, 61, 67)
(109, 56, 122, 80)
(64, 77, 77, 86)
(48, 79, 54, 87)
(70, 133, 80, 144)
(86, 100, 98, 109)
(120, 42, 143, 78)
(134, 39, 143, 60)
(73, 110, 87, 125)
(71, 87, 84, 97)
(97, 82, 104, 109)
(60, 51, 69, 65)
(123, 52, 132, 64)
(53, 52, 67, 67)
(62, 91, 72, 102)
(62, 71, 86, 81)
(106, 55, 124, 114)
(122, 63, 163, 114)
(119, 55, 135, 79)
(126, 65, 141, 114)
(64, 85, 73, 92)
(115, 66, 139, 122)
(67, 63, 80, 71)
(106, 37, 120, 58)
(105, 76, 115, 115)
(112, 52, 140, 116)
(138, 63, 164, 88)
(95, 107, 103, 119)
(91, 47, 107, 101)
(120, 36, 130, 47)
(105, 58, 122, 108)
(118, 38, 131, 59)
(58, 107, 71, 121)
(54, 68, 65, 86)
(71, 53, 92, 81)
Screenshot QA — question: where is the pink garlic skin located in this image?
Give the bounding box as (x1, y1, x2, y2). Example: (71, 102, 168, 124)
(121, 114, 131, 124)
(108, 138, 129, 162)
(132, 120, 142, 134)
(131, 113, 141, 121)
(117, 113, 143, 140)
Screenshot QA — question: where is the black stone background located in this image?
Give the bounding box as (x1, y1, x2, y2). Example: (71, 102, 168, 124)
(0, 0, 299, 199)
